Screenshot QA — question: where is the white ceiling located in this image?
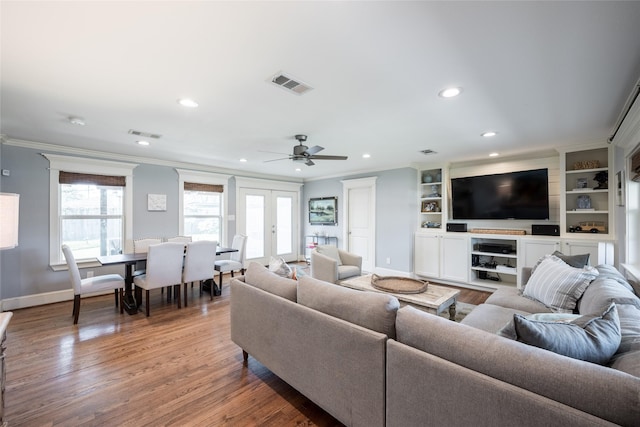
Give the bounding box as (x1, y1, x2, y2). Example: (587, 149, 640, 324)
(2, 1, 640, 180)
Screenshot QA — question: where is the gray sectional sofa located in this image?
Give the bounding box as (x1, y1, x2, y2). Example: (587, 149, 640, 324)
(230, 261, 640, 427)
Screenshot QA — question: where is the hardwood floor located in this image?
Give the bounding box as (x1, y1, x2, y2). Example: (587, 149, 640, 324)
(4, 275, 490, 426)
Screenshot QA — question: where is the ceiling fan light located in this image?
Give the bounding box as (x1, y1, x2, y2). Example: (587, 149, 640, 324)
(438, 87, 462, 98)
(481, 131, 497, 137)
(178, 98, 198, 108)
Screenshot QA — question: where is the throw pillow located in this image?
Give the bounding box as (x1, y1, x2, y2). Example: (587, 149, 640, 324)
(497, 312, 581, 340)
(268, 256, 294, 279)
(513, 303, 621, 365)
(523, 254, 598, 313)
(551, 250, 590, 268)
(315, 245, 342, 266)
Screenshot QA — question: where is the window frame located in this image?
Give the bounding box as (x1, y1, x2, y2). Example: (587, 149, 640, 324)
(44, 154, 137, 269)
(176, 169, 230, 246)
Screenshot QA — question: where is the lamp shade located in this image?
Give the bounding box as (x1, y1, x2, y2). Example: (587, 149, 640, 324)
(0, 193, 19, 249)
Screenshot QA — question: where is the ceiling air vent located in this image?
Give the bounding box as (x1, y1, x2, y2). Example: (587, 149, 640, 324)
(128, 129, 162, 139)
(420, 149, 437, 155)
(269, 72, 313, 95)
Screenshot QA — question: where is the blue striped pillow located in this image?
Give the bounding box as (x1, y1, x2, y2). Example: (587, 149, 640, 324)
(523, 255, 599, 313)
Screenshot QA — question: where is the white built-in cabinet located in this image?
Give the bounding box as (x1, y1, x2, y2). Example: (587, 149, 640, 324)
(518, 237, 614, 268)
(418, 167, 446, 230)
(414, 233, 468, 283)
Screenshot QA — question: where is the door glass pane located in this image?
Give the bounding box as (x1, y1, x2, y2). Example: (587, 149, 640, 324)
(276, 196, 292, 255)
(245, 195, 264, 259)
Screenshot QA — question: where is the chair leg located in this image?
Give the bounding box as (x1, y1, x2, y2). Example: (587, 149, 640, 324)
(73, 295, 81, 324)
(120, 288, 124, 314)
(184, 282, 188, 307)
(146, 290, 150, 317)
(176, 284, 181, 309)
(218, 271, 223, 291)
(114, 289, 119, 307)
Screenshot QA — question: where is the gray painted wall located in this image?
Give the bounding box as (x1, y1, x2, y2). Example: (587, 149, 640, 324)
(301, 167, 418, 273)
(133, 164, 180, 239)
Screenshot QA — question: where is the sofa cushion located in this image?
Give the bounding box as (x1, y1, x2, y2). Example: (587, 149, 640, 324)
(484, 287, 552, 313)
(461, 303, 532, 334)
(315, 245, 342, 265)
(513, 303, 621, 365)
(337, 265, 360, 280)
(609, 349, 640, 377)
(297, 275, 399, 338)
(523, 255, 598, 313)
(551, 250, 590, 268)
(244, 261, 298, 302)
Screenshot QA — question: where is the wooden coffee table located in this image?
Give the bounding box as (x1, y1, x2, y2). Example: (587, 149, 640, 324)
(338, 274, 460, 320)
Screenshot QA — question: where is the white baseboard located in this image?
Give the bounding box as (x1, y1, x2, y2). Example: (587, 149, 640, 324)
(1, 289, 114, 311)
(370, 267, 412, 277)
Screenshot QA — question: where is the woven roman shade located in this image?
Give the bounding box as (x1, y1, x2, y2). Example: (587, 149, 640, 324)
(59, 171, 126, 187)
(184, 182, 223, 193)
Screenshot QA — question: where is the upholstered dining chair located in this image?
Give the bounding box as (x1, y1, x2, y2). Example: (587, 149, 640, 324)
(214, 234, 247, 291)
(62, 244, 125, 324)
(182, 240, 217, 304)
(132, 237, 162, 276)
(167, 236, 192, 243)
(133, 242, 185, 317)
(310, 245, 362, 284)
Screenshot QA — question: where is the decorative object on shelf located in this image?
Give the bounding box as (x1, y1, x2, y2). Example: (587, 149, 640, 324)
(576, 195, 592, 210)
(428, 185, 441, 197)
(422, 200, 440, 212)
(570, 221, 606, 233)
(575, 178, 588, 189)
(593, 171, 608, 189)
(422, 174, 433, 183)
(435, 172, 442, 182)
(616, 170, 625, 206)
(573, 160, 600, 170)
(370, 274, 428, 294)
(422, 221, 441, 228)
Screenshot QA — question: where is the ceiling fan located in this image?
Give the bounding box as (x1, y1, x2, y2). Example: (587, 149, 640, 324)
(264, 135, 348, 166)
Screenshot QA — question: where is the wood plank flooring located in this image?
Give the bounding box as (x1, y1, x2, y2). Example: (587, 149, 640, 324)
(4, 275, 490, 427)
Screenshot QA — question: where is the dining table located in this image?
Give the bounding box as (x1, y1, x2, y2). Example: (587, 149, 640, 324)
(97, 246, 238, 314)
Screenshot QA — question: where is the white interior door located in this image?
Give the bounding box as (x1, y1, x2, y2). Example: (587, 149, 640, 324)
(238, 188, 297, 265)
(343, 177, 376, 272)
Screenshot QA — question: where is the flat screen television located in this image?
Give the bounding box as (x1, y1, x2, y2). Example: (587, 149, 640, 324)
(309, 197, 337, 225)
(451, 168, 549, 220)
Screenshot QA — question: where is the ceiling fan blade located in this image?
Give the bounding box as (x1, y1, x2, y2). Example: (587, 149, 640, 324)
(308, 155, 348, 160)
(304, 145, 324, 156)
(264, 157, 291, 163)
(305, 159, 315, 166)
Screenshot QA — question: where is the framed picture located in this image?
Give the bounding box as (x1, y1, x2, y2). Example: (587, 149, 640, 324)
(616, 170, 625, 206)
(147, 193, 167, 211)
(575, 177, 588, 189)
(309, 197, 337, 225)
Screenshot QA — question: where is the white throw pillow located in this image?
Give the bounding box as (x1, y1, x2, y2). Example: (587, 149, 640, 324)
(523, 254, 598, 313)
(268, 256, 294, 278)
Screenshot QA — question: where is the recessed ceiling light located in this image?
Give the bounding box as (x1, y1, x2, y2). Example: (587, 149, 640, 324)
(481, 131, 497, 137)
(177, 98, 198, 108)
(489, 152, 500, 157)
(68, 116, 85, 126)
(295, 168, 302, 172)
(362, 153, 371, 159)
(239, 158, 247, 163)
(137, 140, 150, 146)
(438, 87, 462, 98)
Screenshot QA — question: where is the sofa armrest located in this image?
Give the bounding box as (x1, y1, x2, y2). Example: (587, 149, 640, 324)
(310, 250, 339, 283)
(338, 249, 362, 269)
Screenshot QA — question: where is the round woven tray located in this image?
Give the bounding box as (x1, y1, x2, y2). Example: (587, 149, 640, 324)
(370, 274, 428, 294)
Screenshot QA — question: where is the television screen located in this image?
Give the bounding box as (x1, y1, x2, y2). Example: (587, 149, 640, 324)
(451, 169, 549, 220)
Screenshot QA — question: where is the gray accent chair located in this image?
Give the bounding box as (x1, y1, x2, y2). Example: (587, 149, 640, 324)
(310, 245, 362, 283)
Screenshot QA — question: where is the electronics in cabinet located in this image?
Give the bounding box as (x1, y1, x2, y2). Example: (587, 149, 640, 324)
(532, 224, 560, 236)
(446, 223, 467, 232)
(476, 243, 514, 254)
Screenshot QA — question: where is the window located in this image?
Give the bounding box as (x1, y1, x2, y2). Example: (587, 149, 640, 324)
(183, 183, 222, 242)
(44, 154, 136, 267)
(176, 169, 230, 245)
(60, 172, 124, 258)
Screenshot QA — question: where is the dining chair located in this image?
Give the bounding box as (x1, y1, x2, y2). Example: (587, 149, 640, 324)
(62, 244, 125, 324)
(214, 234, 247, 292)
(132, 237, 162, 278)
(167, 236, 192, 243)
(182, 240, 217, 304)
(133, 242, 185, 317)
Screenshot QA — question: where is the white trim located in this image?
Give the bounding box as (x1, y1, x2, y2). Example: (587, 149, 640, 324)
(1, 288, 114, 311)
(235, 176, 303, 192)
(175, 169, 232, 244)
(43, 153, 138, 265)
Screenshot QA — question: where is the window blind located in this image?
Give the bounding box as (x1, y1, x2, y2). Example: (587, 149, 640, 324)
(59, 171, 126, 187)
(184, 182, 223, 193)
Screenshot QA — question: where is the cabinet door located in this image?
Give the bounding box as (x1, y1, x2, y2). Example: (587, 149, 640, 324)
(440, 235, 469, 282)
(521, 239, 561, 268)
(562, 240, 614, 266)
(414, 234, 441, 277)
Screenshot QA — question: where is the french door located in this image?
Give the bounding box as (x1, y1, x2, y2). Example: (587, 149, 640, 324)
(238, 187, 298, 265)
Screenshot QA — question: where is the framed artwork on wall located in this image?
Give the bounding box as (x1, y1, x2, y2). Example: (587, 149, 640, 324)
(148, 193, 167, 211)
(309, 197, 337, 225)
